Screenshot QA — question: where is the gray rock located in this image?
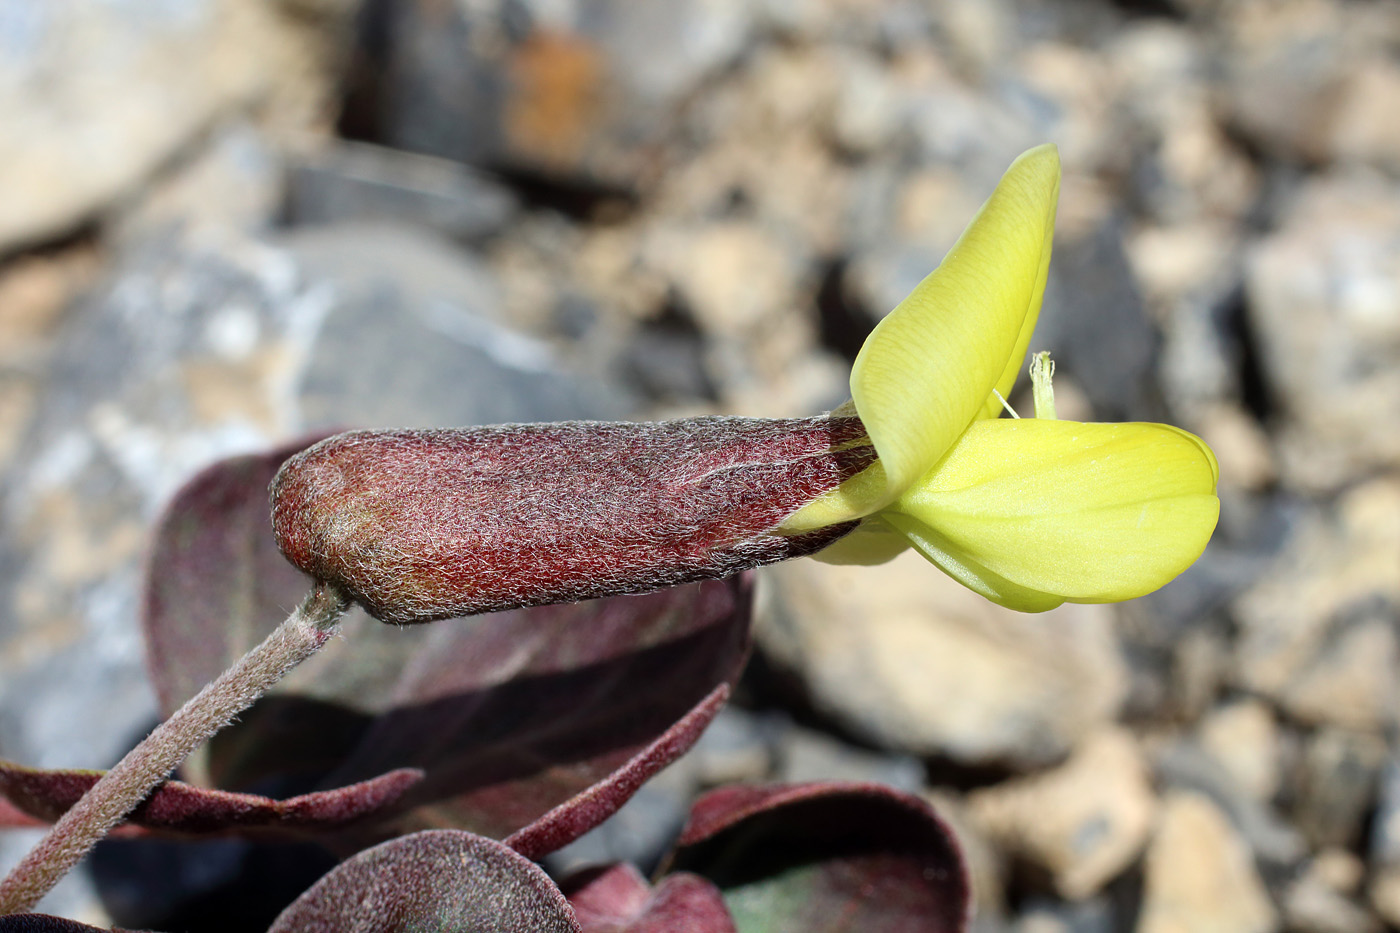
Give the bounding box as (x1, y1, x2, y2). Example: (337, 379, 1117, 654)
(1127, 222, 1249, 419)
(358, 0, 756, 186)
(286, 223, 633, 428)
(685, 705, 780, 787)
(615, 314, 717, 405)
(0, 0, 323, 252)
(775, 724, 925, 792)
(1196, 699, 1281, 803)
(285, 141, 518, 242)
(1325, 59, 1400, 172)
(1233, 480, 1400, 732)
(926, 788, 1008, 933)
(1370, 756, 1400, 872)
(639, 217, 838, 413)
(1292, 727, 1387, 852)
(969, 728, 1156, 900)
(1153, 739, 1306, 869)
(1037, 218, 1159, 422)
(1108, 22, 1258, 226)
(115, 122, 286, 243)
(1245, 172, 1400, 489)
(1013, 898, 1114, 933)
(1219, 0, 1398, 167)
(1284, 851, 1382, 933)
(541, 755, 695, 878)
(844, 162, 993, 318)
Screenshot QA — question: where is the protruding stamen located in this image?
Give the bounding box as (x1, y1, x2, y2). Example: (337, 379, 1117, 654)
(1030, 352, 1056, 420)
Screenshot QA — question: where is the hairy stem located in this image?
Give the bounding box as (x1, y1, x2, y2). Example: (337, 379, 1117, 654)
(0, 582, 349, 915)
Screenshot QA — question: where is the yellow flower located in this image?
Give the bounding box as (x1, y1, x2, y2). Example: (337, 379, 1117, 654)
(781, 144, 1220, 612)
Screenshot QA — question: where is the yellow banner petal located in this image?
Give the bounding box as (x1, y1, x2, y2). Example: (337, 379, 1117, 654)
(851, 144, 1061, 507)
(887, 419, 1219, 610)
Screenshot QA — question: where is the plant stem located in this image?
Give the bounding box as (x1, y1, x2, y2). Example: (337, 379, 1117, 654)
(0, 582, 349, 915)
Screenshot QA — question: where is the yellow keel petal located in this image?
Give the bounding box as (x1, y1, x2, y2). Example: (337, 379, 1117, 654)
(888, 419, 1219, 610)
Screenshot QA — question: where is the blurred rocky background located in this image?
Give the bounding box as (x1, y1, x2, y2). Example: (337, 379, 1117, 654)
(1, 0, 1398, 929)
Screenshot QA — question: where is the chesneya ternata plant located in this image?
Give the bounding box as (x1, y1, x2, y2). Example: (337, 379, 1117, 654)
(0, 143, 1218, 915)
(271, 143, 1218, 619)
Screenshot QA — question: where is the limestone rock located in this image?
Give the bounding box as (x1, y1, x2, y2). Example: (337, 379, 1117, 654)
(1284, 850, 1381, 933)
(1197, 699, 1281, 802)
(776, 725, 924, 792)
(285, 222, 634, 428)
(1292, 727, 1387, 850)
(1233, 479, 1400, 731)
(0, 0, 322, 252)
(356, 0, 756, 187)
(285, 140, 518, 242)
(1219, 0, 1393, 165)
(1193, 405, 1277, 493)
(969, 728, 1156, 900)
(1369, 870, 1400, 930)
(1109, 22, 1258, 225)
(1137, 791, 1278, 933)
(1366, 755, 1400, 926)
(1152, 739, 1307, 870)
(1245, 173, 1400, 488)
(758, 550, 1127, 768)
(645, 220, 805, 338)
(1327, 59, 1400, 171)
(926, 789, 1008, 933)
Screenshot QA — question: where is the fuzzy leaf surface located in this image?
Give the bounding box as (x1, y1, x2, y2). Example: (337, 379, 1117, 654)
(0, 762, 421, 837)
(332, 581, 747, 840)
(0, 916, 138, 932)
(673, 783, 971, 933)
(564, 863, 737, 933)
(266, 829, 579, 933)
(505, 684, 729, 860)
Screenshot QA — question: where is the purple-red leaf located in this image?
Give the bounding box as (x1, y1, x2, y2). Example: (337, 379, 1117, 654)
(564, 864, 736, 933)
(142, 436, 754, 848)
(0, 916, 135, 932)
(506, 684, 728, 860)
(267, 830, 580, 933)
(0, 796, 43, 830)
(0, 762, 421, 837)
(310, 579, 752, 842)
(672, 783, 971, 933)
(144, 434, 333, 714)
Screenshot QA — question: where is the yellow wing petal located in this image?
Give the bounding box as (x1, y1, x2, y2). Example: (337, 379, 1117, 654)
(886, 419, 1219, 611)
(851, 144, 1061, 506)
